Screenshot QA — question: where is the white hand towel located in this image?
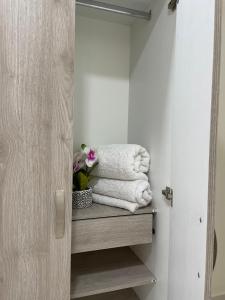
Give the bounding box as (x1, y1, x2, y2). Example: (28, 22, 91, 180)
(92, 144, 150, 180)
(92, 193, 139, 213)
(90, 178, 152, 207)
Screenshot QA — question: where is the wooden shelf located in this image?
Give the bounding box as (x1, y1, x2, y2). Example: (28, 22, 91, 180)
(71, 204, 153, 253)
(71, 247, 156, 299)
(72, 203, 154, 221)
(72, 289, 140, 300)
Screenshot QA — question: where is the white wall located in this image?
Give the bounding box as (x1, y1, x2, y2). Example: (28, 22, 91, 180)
(129, 1, 215, 300)
(128, 1, 176, 299)
(74, 16, 130, 150)
(212, 0, 225, 297)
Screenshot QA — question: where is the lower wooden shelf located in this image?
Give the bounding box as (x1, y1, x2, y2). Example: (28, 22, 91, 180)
(72, 289, 140, 300)
(70, 247, 156, 299)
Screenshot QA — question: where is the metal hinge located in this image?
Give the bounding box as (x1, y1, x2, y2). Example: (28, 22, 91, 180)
(168, 0, 179, 11)
(162, 186, 173, 206)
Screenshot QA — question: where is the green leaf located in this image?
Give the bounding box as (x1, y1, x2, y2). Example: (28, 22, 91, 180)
(87, 161, 98, 175)
(77, 172, 89, 191)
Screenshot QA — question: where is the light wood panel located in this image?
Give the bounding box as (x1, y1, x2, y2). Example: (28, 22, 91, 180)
(71, 247, 156, 298)
(71, 214, 152, 253)
(72, 203, 154, 220)
(205, 0, 223, 299)
(0, 0, 75, 299)
(73, 288, 140, 300)
(212, 296, 225, 300)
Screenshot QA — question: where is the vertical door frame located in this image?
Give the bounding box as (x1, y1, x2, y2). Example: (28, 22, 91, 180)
(205, 0, 222, 299)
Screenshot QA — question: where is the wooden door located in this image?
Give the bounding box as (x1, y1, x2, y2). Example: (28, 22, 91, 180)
(168, 1, 216, 300)
(209, 0, 224, 298)
(0, 1, 75, 299)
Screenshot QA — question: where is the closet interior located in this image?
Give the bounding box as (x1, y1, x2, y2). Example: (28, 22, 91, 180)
(71, 0, 175, 299)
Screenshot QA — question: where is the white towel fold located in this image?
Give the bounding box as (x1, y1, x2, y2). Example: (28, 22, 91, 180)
(90, 178, 152, 207)
(92, 144, 150, 180)
(92, 193, 139, 213)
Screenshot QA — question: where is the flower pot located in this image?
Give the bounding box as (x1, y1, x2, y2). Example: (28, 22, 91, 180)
(72, 188, 93, 209)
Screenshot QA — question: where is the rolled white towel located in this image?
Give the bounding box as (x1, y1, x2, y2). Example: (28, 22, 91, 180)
(90, 178, 152, 207)
(92, 144, 150, 181)
(92, 193, 139, 213)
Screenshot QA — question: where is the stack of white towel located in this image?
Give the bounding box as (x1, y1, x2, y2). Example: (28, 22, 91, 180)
(90, 144, 152, 213)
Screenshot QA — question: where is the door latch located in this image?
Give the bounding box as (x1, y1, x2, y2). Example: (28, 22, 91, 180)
(168, 0, 179, 11)
(162, 187, 173, 206)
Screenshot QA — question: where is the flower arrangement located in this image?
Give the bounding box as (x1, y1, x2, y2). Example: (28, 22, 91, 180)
(73, 144, 98, 191)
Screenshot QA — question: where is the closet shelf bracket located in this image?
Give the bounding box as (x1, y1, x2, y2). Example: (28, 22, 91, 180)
(76, 0, 152, 21)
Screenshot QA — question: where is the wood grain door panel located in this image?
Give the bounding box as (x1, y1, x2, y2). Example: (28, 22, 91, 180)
(0, 1, 75, 299)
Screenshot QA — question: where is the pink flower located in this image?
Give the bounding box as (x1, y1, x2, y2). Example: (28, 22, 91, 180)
(83, 146, 98, 168)
(87, 149, 96, 160)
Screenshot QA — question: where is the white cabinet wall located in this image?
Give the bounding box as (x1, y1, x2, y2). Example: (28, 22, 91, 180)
(129, 1, 216, 300)
(74, 16, 130, 150)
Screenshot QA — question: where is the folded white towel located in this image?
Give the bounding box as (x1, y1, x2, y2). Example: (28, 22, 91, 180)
(92, 144, 150, 181)
(90, 178, 152, 207)
(92, 193, 139, 213)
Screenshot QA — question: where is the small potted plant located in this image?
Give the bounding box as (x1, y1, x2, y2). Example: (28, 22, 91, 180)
(72, 144, 98, 209)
